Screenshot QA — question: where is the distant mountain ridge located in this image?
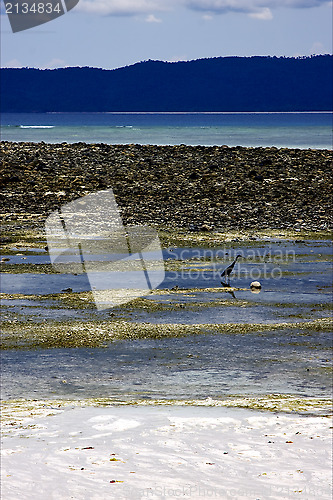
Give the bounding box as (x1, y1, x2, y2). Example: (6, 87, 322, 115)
(1, 55, 332, 112)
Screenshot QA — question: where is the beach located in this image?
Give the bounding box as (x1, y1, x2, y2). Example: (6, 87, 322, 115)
(1, 141, 332, 499)
(1, 402, 332, 500)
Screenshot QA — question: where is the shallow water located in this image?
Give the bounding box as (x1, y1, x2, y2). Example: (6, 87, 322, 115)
(1, 329, 331, 401)
(1, 239, 332, 403)
(1, 241, 331, 325)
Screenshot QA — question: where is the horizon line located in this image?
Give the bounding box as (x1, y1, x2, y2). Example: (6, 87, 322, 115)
(1, 53, 332, 71)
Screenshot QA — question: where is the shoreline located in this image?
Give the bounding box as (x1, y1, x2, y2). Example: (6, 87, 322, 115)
(4, 110, 333, 113)
(2, 395, 332, 418)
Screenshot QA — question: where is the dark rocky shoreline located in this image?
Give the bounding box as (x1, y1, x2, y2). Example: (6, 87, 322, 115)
(1, 141, 332, 233)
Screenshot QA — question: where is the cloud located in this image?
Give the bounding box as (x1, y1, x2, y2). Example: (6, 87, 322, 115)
(185, 0, 331, 12)
(41, 58, 67, 69)
(310, 41, 325, 53)
(76, 0, 332, 16)
(184, 0, 331, 19)
(146, 14, 162, 22)
(167, 54, 190, 62)
(77, 0, 168, 15)
(2, 59, 23, 68)
(248, 7, 273, 19)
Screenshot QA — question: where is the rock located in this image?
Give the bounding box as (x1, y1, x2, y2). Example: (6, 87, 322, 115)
(200, 224, 212, 232)
(0, 236, 13, 244)
(0, 142, 332, 233)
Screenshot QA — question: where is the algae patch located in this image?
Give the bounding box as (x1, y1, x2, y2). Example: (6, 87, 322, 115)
(1, 394, 331, 435)
(1, 317, 331, 350)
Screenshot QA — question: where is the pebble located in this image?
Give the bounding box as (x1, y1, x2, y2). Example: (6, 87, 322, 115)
(250, 281, 262, 292)
(1, 142, 332, 232)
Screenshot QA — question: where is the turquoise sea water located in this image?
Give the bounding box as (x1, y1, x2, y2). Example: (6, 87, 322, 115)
(1, 112, 332, 148)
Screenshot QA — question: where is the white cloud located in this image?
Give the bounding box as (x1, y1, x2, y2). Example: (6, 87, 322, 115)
(146, 13, 162, 22)
(1, 58, 67, 69)
(248, 7, 273, 19)
(2, 59, 23, 68)
(77, 0, 168, 15)
(167, 54, 190, 62)
(184, 0, 331, 20)
(76, 0, 331, 17)
(310, 41, 325, 53)
(185, 0, 331, 11)
(185, 0, 252, 14)
(41, 58, 67, 69)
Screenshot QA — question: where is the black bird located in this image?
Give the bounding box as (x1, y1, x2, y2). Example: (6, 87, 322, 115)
(220, 254, 242, 286)
(227, 289, 237, 299)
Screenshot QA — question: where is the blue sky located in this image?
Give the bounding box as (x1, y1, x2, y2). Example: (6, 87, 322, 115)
(1, 0, 332, 70)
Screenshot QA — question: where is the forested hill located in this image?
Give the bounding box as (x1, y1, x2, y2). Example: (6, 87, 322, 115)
(1, 55, 332, 112)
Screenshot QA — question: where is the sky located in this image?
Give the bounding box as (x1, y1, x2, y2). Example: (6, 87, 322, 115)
(1, 0, 332, 70)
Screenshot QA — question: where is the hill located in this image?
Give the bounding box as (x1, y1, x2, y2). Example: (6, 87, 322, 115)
(1, 55, 332, 112)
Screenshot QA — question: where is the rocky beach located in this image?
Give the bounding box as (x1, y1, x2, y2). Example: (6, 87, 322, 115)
(1, 141, 332, 237)
(1, 139, 332, 344)
(1, 141, 332, 500)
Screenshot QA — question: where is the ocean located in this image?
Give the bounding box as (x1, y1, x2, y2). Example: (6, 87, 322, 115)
(1, 112, 332, 149)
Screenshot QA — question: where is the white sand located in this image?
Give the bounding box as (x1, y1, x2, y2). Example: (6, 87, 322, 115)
(1, 404, 332, 500)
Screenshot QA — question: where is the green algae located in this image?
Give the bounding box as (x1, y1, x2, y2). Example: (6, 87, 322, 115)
(1, 317, 331, 350)
(1, 394, 331, 432)
(266, 301, 332, 311)
(121, 295, 251, 312)
(54, 289, 332, 315)
(0, 258, 330, 276)
(0, 263, 55, 274)
(0, 291, 96, 309)
(0, 288, 248, 310)
(1, 286, 332, 329)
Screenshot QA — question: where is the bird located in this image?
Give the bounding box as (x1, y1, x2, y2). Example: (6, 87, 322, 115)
(220, 254, 242, 286)
(227, 289, 237, 299)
